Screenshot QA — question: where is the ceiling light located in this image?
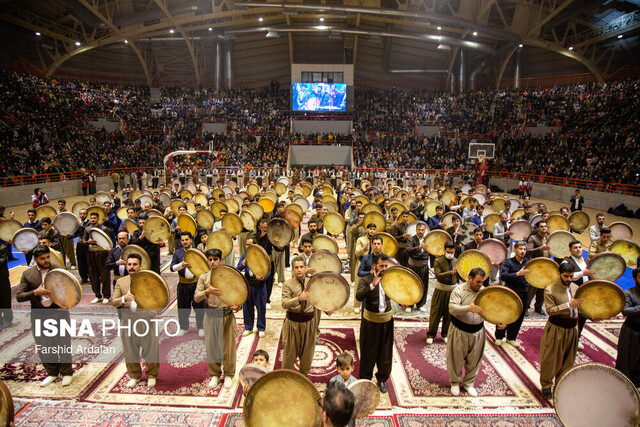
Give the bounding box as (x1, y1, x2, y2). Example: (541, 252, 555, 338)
(169, 29, 174, 33)
(319, 17, 325, 22)
(568, 46, 573, 50)
(35, 32, 41, 36)
(266, 31, 280, 38)
(124, 39, 128, 44)
(437, 44, 451, 50)
(437, 26, 442, 30)
(519, 43, 523, 48)
(258, 17, 263, 22)
(75, 41, 81, 46)
(472, 31, 478, 36)
(315, 25, 329, 30)
(618, 34, 623, 39)
(208, 27, 213, 31)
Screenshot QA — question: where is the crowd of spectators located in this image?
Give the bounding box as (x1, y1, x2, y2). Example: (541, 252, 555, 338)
(0, 69, 637, 185)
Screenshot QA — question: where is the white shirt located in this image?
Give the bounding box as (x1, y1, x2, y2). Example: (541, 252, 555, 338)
(570, 255, 588, 284)
(370, 277, 387, 313)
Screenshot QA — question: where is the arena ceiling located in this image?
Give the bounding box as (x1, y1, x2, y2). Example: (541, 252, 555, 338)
(0, 0, 638, 89)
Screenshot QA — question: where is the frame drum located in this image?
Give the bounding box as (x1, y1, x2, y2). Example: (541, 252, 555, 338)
(239, 363, 268, 390)
(511, 208, 525, 221)
(241, 210, 257, 232)
(130, 270, 170, 310)
(206, 230, 234, 258)
(441, 190, 456, 206)
(0, 219, 22, 242)
(225, 198, 240, 214)
(546, 214, 570, 234)
(247, 183, 260, 198)
(159, 192, 171, 207)
(348, 379, 380, 418)
(274, 182, 287, 196)
(53, 212, 80, 236)
(457, 223, 479, 247)
(525, 258, 559, 289)
(179, 189, 193, 200)
(478, 238, 508, 265)
(210, 265, 249, 306)
(587, 252, 627, 282)
(49, 248, 65, 269)
(362, 203, 382, 214)
(547, 230, 575, 259)
(194, 193, 208, 207)
(293, 197, 309, 214)
(196, 209, 216, 230)
(380, 266, 424, 306)
(243, 370, 322, 427)
(424, 230, 452, 257)
(610, 239, 640, 267)
(554, 363, 640, 427)
(221, 212, 244, 236)
(170, 200, 186, 217)
(491, 198, 505, 212)
(277, 176, 290, 187)
(247, 202, 266, 222)
(72, 201, 90, 217)
(282, 208, 301, 230)
(210, 201, 228, 220)
(116, 206, 129, 220)
(610, 221, 634, 242)
(568, 211, 590, 233)
(472, 193, 486, 206)
(425, 200, 442, 217)
(440, 211, 462, 229)
(306, 272, 350, 312)
(267, 218, 293, 247)
(456, 249, 492, 281)
(313, 234, 339, 254)
(0, 379, 14, 427)
(138, 194, 153, 208)
(177, 214, 197, 237)
(508, 220, 532, 241)
(184, 248, 210, 278)
(90, 228, 113, 250)
(246, 244, 271, 278)
(475, 285, 522, 326)
(286, 203, 303, 219)
(307, 249, 343, 274)
(322, 212, 345, 236)
(124, 219, 139, 235)
(44, 269, 82, 308)
(121, 244, 151, 271)
(94, 191, 111, 206)
(484, 214, 501, 235)
(374, 232, 399, 257)
(363, 211, 386, 234)
(12, 228, 39, 252)
(406, 220, 429, 237)
(575, 279, 626, 320)
(142, 216, 171, 244)
(258, 197, 275, 213)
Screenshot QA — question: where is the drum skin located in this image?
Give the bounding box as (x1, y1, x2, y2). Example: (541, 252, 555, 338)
(568, 211, 590, 233)
(508, 220, 532, 241)
(44, 269, 82, 308)
(478, 238, 508, 265)
(247, 202, 265, 221)
(177, 214, 197, 237)
(246, 244, 271, 278)
(424, 230, 452, 257)
(306, 272, 350, 312)
(475, 285, 522, 325)
(206, 230, 234, 258)
(86, 206, 106, 222)
(184, 249, 210, 278)
(547, 230, 575, 259)
(239, 363, 268, 390)
(12, 228, 39, 252)
(0, 219, 22, 242)
(53, 212, 80, 235)
(610, 222, 634, 242)
(440, 211, 461, 229)
(380, 266, 423, 306)
(546, 214, 570, 234)
(241, 210, 257, 232)
(362, 203, 382, 214)
(221, 213, 244, 236)
(130, 270, 170, 309)
(286, 203, 303, 219)
(363, 212, 386, 234)
(267, 218, 293, 247)
(374, 232, 399, 257)
(258, 197, 275, 213)
(484, 214, 500, 235)
(575, 279, 626, 320)
(211, 201, 228, 220)
(124, 219, 139, 235)
(143, 216, 171, 244)
(196, 210, 216, 230)
(90, 228, 113, 250)
(312, 234, 339, 254)
(307, 250, 343, 274)
(243, 370, 322, 427)
(525, 257, 559, 289)
(456, 249, 492, 281)
(210, 265, 249, 307)
(121, 244, 151, 271)
(425, 200, 442, 217)
(348, 380, 380, 418)
(554, 363, 640, 427)
(610, 239, 640, 267)
(72, 201, 90, 217)
(322, 212, 345, 236)
(587, 252, 627, 282)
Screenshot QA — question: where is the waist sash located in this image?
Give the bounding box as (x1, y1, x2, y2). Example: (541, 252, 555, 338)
(363, 309, 392, 323)
(451, 315, 484, 333)
(549, 315, 578, 329)
(286, 311, 315, 322)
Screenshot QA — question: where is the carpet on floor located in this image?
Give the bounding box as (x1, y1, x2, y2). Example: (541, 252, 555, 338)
(395, 412, 561, 426)
(220, 412, 396, 427)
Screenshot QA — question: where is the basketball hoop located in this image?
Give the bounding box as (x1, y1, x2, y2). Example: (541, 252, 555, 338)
(478, 154, 486, 167)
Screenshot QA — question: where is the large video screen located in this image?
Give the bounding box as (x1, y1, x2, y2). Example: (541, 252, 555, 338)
(292, 83, 347, 111)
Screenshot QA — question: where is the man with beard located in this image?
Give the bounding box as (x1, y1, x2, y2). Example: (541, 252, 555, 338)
(171, 231, 204, 337)
(406, 222, 430, 312)
(111, 253, 160, 388)
(84, 212, 111, 304)
(130, 214, 164, 274)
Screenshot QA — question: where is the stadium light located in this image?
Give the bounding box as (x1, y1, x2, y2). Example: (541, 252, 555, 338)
(518, 43, 523, 48)
(75, 41, 81, 46)
(258, 17, 263, 22)
(472, 31, 478, 36)
(437, 26, 442, 30)
(35, 32, 41, 36)
(568, 46, 573, 50)
(618, 34, 623, 39)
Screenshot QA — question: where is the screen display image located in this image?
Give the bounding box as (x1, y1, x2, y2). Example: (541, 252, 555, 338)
(292, 83, 347, 111)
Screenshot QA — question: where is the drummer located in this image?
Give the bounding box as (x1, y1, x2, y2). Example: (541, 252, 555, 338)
(496, 241, 530, 348)
(0, 236, 12, 328)
(170, 231, 205, 337)
(281, 256, 321, 376)
(445, 215, 464, 257)
(588, 227, 612, 259)
(561, 240, 595, 349)
(23, 209, 42, 266)
(589, 213, 605, 243)
(354, 222, 377, 312)
(427, 241, 458, 344)
(526, 220, 551, 315)
(518, 204, 534, 222)
(56, 200, 77, 270)
(110, 253, 160, 388)
(39, 217, 60, 251)
(118, 207, 137, 232)
(194, 249, 240, 389)
(130, 214, 164, 274)
(447, 268, 505, 397)
(75, 209, 91, 285)
(249, 218, 275, 310)
(539, 262, 583, 400)
(616, 267, 640, 387)
(356, 253, 399, 393)
(406, 222, 430, 312)
(389, 210, 411, 266)
(16, 245, 74, 387)
(212, 210, 236, 267)
(84, 211, 111, 304)
(106, 231, 131, 305)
